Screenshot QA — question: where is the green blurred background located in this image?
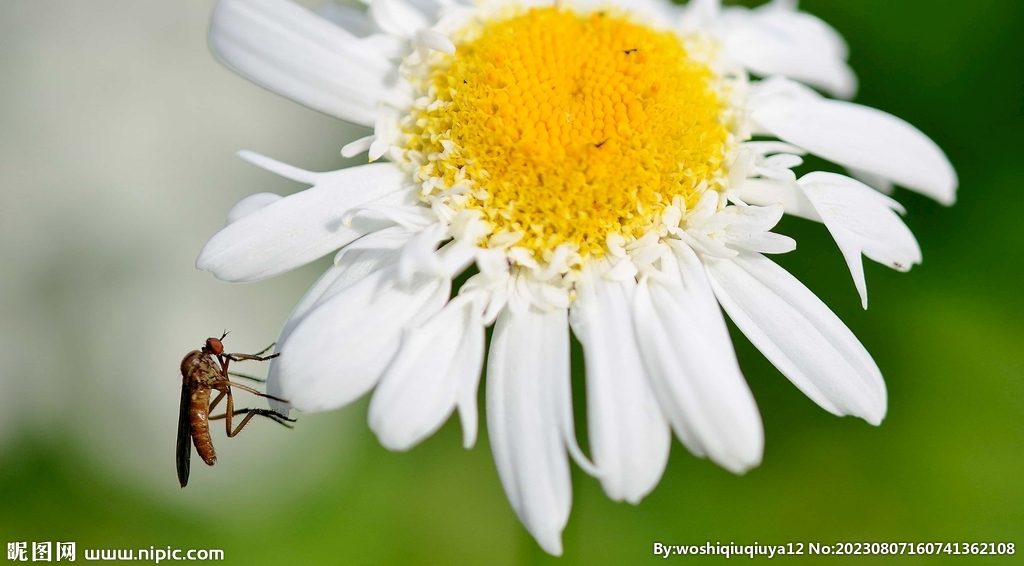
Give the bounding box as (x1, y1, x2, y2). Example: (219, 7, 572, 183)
(0, 0, 1021, 563)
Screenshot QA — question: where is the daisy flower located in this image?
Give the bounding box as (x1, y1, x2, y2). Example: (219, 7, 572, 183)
(197, 0, 956, 554)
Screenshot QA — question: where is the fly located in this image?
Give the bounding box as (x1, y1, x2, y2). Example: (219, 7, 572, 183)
(176, 333, 295, 487)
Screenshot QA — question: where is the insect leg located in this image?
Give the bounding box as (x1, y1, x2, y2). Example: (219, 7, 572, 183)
(210, 408, 295, 423)
(227, 371, 266, 383)
(209, 391, 227, 413)
(250, 342, 277, 357)
(226, 381, 289, 403)
(215, 353, 232, 377)
(225, 352, 280, 363)
(228, 409, 295, 436)
(222, 387, 236, 437)
(210, 408, 296, 430)
(227, 411, 259, 437)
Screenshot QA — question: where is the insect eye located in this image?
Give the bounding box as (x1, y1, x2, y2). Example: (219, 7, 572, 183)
(206, 338, 224, 355)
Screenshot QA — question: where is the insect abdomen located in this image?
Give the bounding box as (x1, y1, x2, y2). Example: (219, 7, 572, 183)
(189, 389, 217, 466)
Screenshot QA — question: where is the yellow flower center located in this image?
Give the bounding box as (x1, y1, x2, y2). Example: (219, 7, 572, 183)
(404, 7, 729, 259)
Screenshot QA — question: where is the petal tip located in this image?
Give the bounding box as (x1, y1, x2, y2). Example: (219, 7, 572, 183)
(372, 428, 416, 453)
(533, 532, 564, 557)
(863, 405, 886, 427)
(194, 242, 224, 278)
(719, 443, 765, 475)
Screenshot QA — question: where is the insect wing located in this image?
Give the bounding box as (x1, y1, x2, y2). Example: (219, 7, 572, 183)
(176, 383, 193, 487)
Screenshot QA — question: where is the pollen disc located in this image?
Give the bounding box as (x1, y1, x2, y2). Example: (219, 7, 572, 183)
(405, 7, 730, 259)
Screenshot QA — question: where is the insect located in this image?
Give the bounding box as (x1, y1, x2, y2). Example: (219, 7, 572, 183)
(176, 333, 295, 488)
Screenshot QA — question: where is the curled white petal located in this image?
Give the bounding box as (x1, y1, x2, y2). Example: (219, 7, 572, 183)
(705, 251, 887, 425)
(738, 173, 921, 309)
(799, 172, 921, 309)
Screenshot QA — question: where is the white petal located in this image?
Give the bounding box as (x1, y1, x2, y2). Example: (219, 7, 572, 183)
(266, 248, 402, 413)
(369, 0, 430, 38)
(798, 172, 922, 309)
(317, 2, 379, 37)
(680, 0, 720, 32)
(721, 203, 797, 255)
(741, 141, 807, 157)
(341, 135, 375, 158)
(720, 6, 856, 98)
(486, 306, 573, 556)
(273, 266, 451, 412)
(774, 1, 848, 61)
(368, 293, 484, 451)
(569, 262, 670, 504)
(633, 244, 764, 473)
(705, 251, 887, 425)
(196, 161, 413, 282)
(454, 300, 488, 450)
(751, 78, 958, 204)
(359, 33, 409, 61)
(404, 0, 449, 20)
(280, 248, 404, 347)
(847, 166, 895, 195)
(209, 0, 396, 126)
(344, 203, 437, 231)
(396, 222, 449, 282)
(414, 28, 455, 55)
(733, 177, 822, 222)
(237, 149, 320, 184)
(225, 192, 282, 225)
